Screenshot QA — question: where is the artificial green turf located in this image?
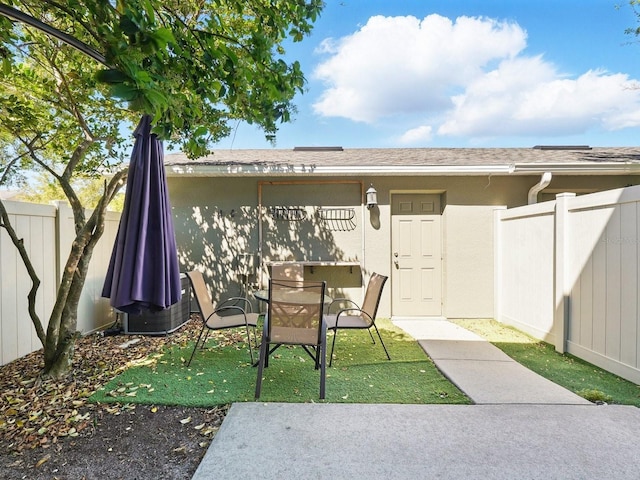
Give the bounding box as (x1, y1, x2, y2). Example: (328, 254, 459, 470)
(90, 319, 470, 406)
(453, 319, 640, 407)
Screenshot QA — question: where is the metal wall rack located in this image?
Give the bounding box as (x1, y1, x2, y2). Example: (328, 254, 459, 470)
(317, 207, 356, 231)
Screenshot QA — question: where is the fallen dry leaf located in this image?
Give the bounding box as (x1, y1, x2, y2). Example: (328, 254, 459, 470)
(35, 454, 50, 468)
(0, 316, 208, 453)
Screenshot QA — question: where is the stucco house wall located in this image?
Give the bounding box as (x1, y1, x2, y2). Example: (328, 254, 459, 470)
(166, 147, 640, 320)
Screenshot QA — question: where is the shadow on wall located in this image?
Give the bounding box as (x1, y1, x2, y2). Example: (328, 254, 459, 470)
(262, 206, 350, 262)
(174, 203, 363, 306)
(176, 204, 256, 302)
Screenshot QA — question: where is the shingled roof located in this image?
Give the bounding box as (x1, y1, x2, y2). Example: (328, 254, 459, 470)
(164, 146, 640, 177)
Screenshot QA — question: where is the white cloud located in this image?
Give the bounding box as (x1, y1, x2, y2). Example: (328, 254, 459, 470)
(312, 13, 640, 142)
(399, 125, 433, 144)
(439, 63, 640, 137)
(312, 14, 527, 123)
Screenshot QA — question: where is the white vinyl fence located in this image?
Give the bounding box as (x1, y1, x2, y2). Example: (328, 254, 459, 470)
(0, 200, 120, 366)
(496, 185, 640, 384)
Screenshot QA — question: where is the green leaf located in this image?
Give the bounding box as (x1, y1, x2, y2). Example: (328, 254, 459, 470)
(2, 57, 11, 75)
(119, 16, 139, 36)
(143, 89, 169, 109)
(134, 70, 152, 84)
(95, 69, 129, 85)
(193, 125, 208, 137)
(111, 83, 139, 101)
(153, 27, 176, 46)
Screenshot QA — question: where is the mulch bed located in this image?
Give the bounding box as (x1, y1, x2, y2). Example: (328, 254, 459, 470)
(0, 317, 229, 480)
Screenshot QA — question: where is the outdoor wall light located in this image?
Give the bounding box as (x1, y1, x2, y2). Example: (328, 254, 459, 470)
(366, 184, 378, 209)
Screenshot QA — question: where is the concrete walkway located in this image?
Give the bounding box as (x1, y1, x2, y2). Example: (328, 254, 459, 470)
(191, 318, 640, 480)
(393, 318, 591, 404)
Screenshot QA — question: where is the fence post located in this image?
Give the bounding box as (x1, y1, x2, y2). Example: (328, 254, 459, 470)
(493, 206, 506, 323)
(554, 193, 575, 353)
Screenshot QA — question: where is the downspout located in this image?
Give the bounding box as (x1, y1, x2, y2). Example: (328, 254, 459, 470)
(258, 181, 263, 289)
(527, 172, 552, 204)
(360, 181, 365, 285)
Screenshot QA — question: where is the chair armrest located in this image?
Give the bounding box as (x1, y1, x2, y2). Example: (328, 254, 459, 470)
(334, 308, 374, 326)
(328, 298, 359, 314)
(218, 296, 254, 313)
(213, 305, 248, 320)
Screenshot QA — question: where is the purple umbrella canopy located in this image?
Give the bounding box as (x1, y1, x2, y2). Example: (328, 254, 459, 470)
(102, 114, 181, 314)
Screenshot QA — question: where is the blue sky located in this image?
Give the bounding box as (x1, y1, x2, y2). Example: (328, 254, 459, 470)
(215, 0, 640, 150)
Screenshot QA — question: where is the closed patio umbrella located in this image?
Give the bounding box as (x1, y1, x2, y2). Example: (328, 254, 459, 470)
(102, 114, 181, 314)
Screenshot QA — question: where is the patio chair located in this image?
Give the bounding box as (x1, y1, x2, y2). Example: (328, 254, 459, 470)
(270, 263, 304, 281)
(185, 270, 259, 366)
(255, 279, 327, 399)
(325, 272, 390, 366)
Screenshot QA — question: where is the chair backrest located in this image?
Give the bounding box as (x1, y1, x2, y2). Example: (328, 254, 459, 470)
(271, 263, 304, 281)
(185, 270, 215, 321)
(360, 273, 388, 320)
(268, 279, 325, 346)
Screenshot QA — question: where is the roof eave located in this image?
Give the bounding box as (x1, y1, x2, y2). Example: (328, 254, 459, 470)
(166, 164, 516, 176)
(512, 163, 640, 175)
(166, 163, 640, 177)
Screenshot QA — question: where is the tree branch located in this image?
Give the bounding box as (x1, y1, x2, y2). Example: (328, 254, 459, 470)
(0, 198, 46, 345)
(0, 2, 109, 66)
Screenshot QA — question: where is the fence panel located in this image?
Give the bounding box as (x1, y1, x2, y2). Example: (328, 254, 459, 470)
(497, 185, 640, 384)
(0, 201, 120, 366)
(565, 186, 640, 383)
(495, 201, 556, 343)
(0, 202, 57, 365)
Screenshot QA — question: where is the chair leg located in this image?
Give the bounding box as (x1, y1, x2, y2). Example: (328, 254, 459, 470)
(201, 329, 211, 348)
(251, 324, 260, 351)
(367, 328, 376, 344)
(255, 338, 268, 399)
(187, 325, 207, 367)
(320, 338, 326, 399)
(314, 345, 320, 370)
(244, 324, 254, 364)
(372, 324, 391, 360)
(255, 318, 271, 398)
(328, 328, 338, 367)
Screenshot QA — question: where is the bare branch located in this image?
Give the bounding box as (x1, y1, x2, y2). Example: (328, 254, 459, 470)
(0, 198, 46, 345)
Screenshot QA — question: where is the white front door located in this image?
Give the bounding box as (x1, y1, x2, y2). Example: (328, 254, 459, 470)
(391, 194, 442, 316)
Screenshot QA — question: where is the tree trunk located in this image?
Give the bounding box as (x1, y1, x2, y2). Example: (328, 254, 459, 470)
(43, 333, 77, 378)
(42, 197, 111, 377)
(43, 237, 86, 376)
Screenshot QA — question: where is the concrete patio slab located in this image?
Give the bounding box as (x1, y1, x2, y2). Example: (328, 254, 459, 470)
(192, 402, 640, 480)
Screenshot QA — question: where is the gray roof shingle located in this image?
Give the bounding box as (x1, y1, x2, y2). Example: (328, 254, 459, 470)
(164, 147, 640, 176)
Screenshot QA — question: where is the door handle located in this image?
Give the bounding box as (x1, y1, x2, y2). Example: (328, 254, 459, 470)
(394, 259, 399, 269)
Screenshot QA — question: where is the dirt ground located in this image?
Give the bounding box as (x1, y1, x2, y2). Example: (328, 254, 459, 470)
(1, 404, 226, 480)
(0, 319, 229, 480)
